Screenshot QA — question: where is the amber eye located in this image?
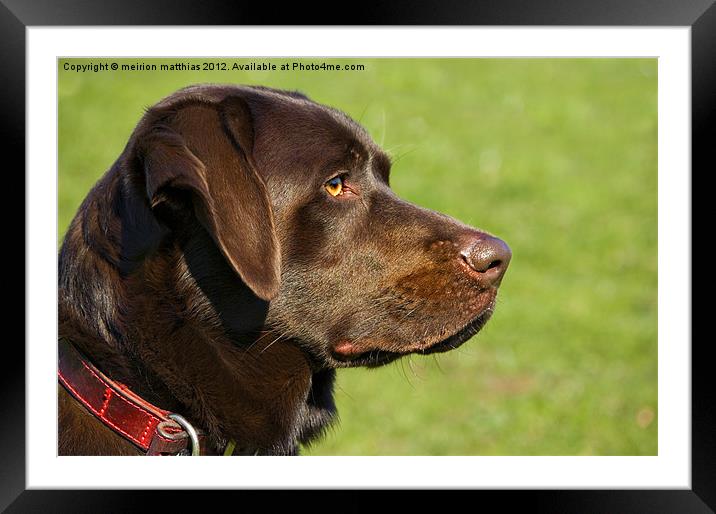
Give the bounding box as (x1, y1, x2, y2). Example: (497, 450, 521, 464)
(324, 175, 344, 197)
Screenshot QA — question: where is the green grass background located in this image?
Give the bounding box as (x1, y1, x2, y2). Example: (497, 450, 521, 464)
(58, 58, 657, 455)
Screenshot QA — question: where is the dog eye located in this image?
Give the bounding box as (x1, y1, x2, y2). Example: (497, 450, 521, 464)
(324, 175, 344, 197)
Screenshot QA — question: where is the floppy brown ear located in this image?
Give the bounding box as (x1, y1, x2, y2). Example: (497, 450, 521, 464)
(138, 98, 281, 301)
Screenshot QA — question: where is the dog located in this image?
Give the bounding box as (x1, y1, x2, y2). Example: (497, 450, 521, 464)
(58, 84, 511, 455)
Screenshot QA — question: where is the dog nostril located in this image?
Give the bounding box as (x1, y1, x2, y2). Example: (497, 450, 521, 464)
(485, 259, 502, 272)
(460, 235, 511, 286)
(466, 255, 502, 274)
(461, 252, 498, 273)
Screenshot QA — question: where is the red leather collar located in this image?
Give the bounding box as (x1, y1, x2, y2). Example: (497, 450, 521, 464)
(58, 338, 215, 455)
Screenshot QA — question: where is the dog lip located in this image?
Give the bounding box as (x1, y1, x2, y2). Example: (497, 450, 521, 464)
(332, 340, 361, 359)
(419, 306, 493, 355)
(330, 298, 496, 367)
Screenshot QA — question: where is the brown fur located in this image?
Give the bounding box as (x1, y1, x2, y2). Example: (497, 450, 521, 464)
(58, 84, 511, 455)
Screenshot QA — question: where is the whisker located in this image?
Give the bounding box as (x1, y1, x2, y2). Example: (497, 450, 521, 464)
(245, 330, 276, 353)
(387, 146, 419, 166)
(399, 357, 415, 389)
(356, 101, 371, 124)
(259, 330, 291, 354)
(432, 355, 445, 374)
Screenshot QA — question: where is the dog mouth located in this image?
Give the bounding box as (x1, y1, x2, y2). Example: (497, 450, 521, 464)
(330, 301, 495, 369)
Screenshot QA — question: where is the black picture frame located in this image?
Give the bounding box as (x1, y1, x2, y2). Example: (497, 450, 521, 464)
(5, 1, 711, 511)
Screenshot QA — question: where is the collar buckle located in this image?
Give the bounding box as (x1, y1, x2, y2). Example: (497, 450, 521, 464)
(164, 413, 200, 456)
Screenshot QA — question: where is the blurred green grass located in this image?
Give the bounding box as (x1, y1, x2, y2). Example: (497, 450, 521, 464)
(58, 58, 657, 455)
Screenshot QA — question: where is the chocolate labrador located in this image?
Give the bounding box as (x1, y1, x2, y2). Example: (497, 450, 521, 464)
(58, 84, 511, 456)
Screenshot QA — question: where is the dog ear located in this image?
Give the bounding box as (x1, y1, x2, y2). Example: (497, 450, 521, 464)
(138, 97, 280, 301)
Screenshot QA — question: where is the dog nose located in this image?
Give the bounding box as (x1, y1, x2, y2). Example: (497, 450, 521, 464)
(460, 234, 512, 287)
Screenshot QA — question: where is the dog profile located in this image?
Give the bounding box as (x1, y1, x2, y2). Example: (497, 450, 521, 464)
(58, 84, 511, 455)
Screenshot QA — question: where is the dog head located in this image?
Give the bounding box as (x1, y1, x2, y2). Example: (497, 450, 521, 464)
(130, 84, 511, 369)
